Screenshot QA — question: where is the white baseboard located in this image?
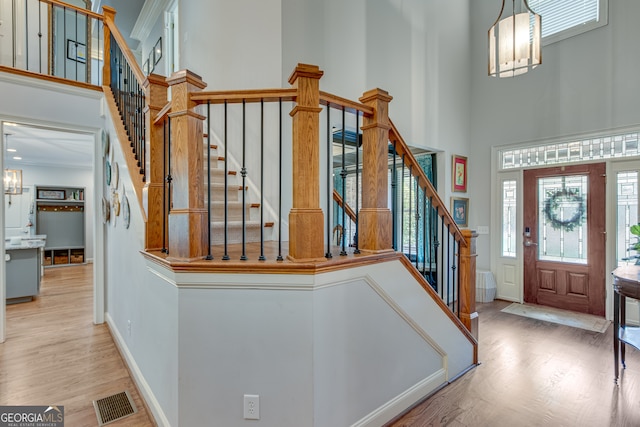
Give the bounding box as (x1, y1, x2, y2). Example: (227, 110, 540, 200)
(350, 369, 447, 427)
(106, 313, 171, 427)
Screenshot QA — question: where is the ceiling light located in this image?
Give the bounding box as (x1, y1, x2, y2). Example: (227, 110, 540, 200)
(12, 156, 22, 160)
(7, 148, 16, 152)
(488, 0, 541, 78)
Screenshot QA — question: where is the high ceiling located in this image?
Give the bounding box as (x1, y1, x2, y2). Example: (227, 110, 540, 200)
(3, 123, 94, 170)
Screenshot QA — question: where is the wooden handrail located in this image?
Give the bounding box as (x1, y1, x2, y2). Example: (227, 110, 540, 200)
(153, 101, 172, 125)
(320, 91, 374, 116)
(191, 88, 297, 104)
(40, 0, 104, 20)
(190, 89, 375, 118)
(102, 7, 145, 87)
(332, 189, 357, 224)
(388, 119, 467, 246)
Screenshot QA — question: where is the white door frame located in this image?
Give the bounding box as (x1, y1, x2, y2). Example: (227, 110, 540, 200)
(0, 118, 104, 345)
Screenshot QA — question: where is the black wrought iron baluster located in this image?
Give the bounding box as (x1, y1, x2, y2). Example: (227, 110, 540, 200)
(422, 189, 427, 277)
(447, 225, 452, 310)
(24, 0, 28, 70)
(277, 99, 284, 261)
(415, 175, 420, 270)
(38, 1, 42, 74)
(408, 165, 413, 262)
(391, 141, 397, 250)
(63, 7, 66, 77)
(401, 154, 405, 255)
(222, 100, 230, 261)
(325, 106, 332, 259)
(340, 107, 347, 256)
(165, 116, 172, 254)
(454, 237, 459, 316)
(440, 217, 447, 299)
(240, 99, 247, 261)
(74, 10, 78, 81)
(429, 197, 436, 288)
(354, 111, 360, 254)
(437, 208, 444, 299)
(205, 101, 213, 260)
(259, 99, 265, 261)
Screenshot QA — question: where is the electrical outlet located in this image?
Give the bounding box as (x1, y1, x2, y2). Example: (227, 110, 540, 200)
(243, 394, 259, 420)
(127, 320, 132, 336)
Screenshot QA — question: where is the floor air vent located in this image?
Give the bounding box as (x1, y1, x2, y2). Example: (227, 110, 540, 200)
(93, 390, 138, 426)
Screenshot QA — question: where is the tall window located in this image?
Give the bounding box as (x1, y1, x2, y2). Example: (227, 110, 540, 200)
(527, 0, 608, 44)
(617, 171, 639, 265)
(502, 180, 517, 258)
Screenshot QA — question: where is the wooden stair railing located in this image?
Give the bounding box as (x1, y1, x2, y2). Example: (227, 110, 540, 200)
(102, 6, 169, 251)
(387, 120, 477, 338)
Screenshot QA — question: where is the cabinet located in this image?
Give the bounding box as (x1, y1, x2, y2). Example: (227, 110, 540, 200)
(35, 186, 85, 267)
(612, 265, 640, 383)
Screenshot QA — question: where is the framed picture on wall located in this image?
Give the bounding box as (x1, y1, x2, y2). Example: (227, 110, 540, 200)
(451, 197, 469, 227)
(452, 154, 467, 192)
(67, 40, 86, 63)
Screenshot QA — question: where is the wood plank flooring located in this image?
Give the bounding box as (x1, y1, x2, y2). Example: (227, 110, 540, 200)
(4, 266, 640, 426)
(0, 264, 154, 426)
(389, 299, 640, 427)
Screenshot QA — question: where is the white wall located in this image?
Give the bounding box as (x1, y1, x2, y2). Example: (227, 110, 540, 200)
(469, 0, 640, 270)
(134, 257, 473, 427)
(178, 0, 283, 89)
(103, 108, 179, 426)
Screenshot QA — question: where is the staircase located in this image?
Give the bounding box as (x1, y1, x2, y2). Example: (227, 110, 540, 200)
(203, 141, 273, 246)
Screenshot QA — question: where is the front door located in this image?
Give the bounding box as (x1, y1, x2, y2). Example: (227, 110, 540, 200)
(523, 163, 606, 316)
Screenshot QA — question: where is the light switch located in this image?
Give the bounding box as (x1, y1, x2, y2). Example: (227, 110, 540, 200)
(477, 226, 489, 235)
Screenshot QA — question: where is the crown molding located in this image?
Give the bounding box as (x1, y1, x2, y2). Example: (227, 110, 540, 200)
(131, 0, 172, 42)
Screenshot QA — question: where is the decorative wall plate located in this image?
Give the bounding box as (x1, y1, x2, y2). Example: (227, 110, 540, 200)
(102, 196, 111, 224)
(112, 162, 119, 189)
(102, 130, 109, 158)
(105, 159, 112, 186)
(112, 191, 120, 217)
(123, 193, 130, 229)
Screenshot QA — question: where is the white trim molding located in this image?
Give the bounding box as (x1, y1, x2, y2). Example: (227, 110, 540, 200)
(131, 0, 173, 42)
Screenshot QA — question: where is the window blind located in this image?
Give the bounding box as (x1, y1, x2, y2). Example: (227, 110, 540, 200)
(528, 0, 599, 39)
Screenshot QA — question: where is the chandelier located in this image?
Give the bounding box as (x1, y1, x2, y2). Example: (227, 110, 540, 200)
(4, 133, 22, 195)
(489, 0, 541, 77)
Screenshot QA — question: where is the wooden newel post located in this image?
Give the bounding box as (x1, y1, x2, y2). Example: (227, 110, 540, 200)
(287, 64, 325, 261)
(165, 70, 208, 260)
(359, 89, 394, 252)
(101, 6, 116, 86)
(459, 229, 479, 341)
(142, 74, 169, 251)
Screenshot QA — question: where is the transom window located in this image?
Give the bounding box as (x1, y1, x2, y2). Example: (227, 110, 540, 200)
(527, 0, 608, 45)
(499, 130, 640, 170)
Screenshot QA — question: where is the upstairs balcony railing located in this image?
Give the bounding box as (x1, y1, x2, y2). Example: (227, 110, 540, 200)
(0, 0, 104, 87)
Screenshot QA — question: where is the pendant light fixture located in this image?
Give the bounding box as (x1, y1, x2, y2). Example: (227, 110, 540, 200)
(4, 133, 22, 195)
(488, 0, 541, 78)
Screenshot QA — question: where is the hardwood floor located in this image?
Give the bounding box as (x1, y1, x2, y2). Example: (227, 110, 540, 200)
(0, 264, 154, 426)
(4, 267, 639, 426)
(390, 299, 640, 427)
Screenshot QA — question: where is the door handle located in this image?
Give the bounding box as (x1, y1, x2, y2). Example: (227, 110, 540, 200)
(524, 240, 538, 247)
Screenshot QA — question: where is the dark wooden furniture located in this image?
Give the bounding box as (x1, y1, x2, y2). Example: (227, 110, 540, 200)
(612, 265, 640, 383)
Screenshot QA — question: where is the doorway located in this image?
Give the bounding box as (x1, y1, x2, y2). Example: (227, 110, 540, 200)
(1, 121, 103, 343)
(523, 163, 606, 316)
